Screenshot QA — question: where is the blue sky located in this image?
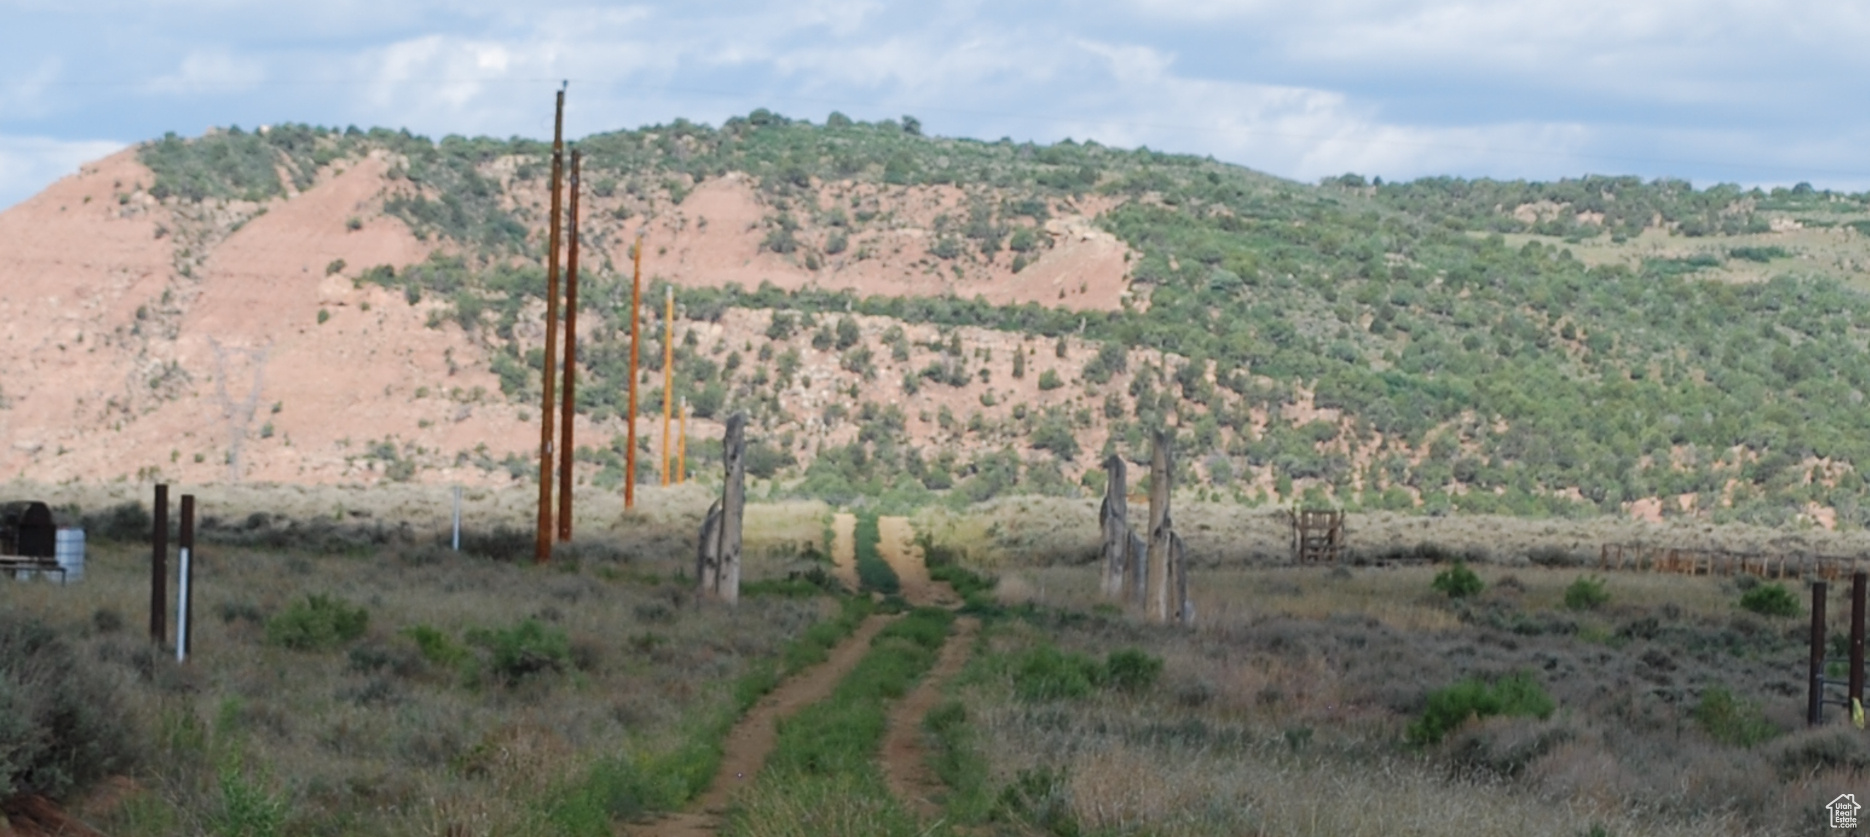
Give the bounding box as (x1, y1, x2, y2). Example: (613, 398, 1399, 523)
(4, 0, 1868, 209)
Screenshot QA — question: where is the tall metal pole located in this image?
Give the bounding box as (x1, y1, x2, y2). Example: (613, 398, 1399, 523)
(662, 285, 674, 486)
(535, 87, 566, 564)
(677, 396, 687, 484)
(625, 235, 643, 509)
(150, 483, 167, 643)
(557, 149, 582, 542)
(1812, 581, 1830, 725)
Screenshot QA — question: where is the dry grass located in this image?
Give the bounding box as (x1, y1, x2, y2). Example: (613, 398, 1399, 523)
(916, 494, 1870, 569)
(0, 487, 840, 836)
(947, 548, 1848, 836)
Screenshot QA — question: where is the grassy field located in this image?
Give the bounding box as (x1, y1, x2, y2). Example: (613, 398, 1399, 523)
(7, 483, 1869, 836)
(0, 485, 843, 836)
(941, 559, 1858, 836)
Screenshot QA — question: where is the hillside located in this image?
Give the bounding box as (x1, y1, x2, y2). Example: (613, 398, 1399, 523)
(5, 112, 1870, 528)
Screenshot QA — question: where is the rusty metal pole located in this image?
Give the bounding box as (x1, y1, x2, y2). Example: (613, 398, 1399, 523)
(557, 150, 582, 543)
(535, 88, 566, 564)
(1852, 572, 1866, 711)
(677, 396, 687, 484)
(625, 235, 643, 509)
(662, 285, 674, 486)
(1812, 581, 1829, 725)
(150, 484, 167, 643)
(178, 494, 195, 661)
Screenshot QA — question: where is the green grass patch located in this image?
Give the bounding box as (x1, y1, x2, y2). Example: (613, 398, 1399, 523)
(725, 607, 954, 837)
(547, 595, 875, 834)
(923, 699, 993, 823)
(1694, 685, 1779, 747)
(852, 512, 900, 595)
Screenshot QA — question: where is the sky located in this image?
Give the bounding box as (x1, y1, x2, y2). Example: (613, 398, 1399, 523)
(3, 0, 1869, 210)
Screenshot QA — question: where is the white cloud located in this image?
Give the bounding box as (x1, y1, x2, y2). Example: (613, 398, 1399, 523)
(0, 136, 126, 210)
(144, 49, 266, 96)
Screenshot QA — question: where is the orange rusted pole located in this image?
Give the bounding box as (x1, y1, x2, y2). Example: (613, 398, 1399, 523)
(662, 285, 674, 486)
(535, 88, 565, 564)
(557, 149, 582, 542)
(625, 235, 643, 509)
(677, 396, 687, 484)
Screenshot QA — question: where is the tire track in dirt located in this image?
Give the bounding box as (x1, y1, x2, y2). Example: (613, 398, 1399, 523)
(880, 614, 979, 819)
(830, 512, 858, 590)
(628, 611, 893, 837)
(875, 515, 977, 822)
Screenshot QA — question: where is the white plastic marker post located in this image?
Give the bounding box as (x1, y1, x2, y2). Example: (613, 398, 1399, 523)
(452, 485, 462, 551)
(175, 545, 190, 662)
(176, 494, 196, 662)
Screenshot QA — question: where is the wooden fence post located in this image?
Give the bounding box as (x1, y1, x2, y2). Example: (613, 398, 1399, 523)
(718, 413, 747, 605)
(150, 484, 167, 644)
(1145, 431, 1174, 624)
(1812, 581, 1830, 726)
(696, 499, 721, 595)
(1170, 531, 1192, 626)
(1099, 455, 1129, 599)
(1852, 572, 1866, 714)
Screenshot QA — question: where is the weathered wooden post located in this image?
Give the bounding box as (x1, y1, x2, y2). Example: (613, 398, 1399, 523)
(697, 413, 747, 604)
(557, 149, 583, 543)
(696, 499, 721, 594)
(1812, 581, 1829, 725)
(1171, 531, 1193, 626)
(535, 88, 566, 564)
(719, 412, 747, 605)
(1852, 572, 1866, 715)
(150, 483, 167, 643)
(1099, 455, 1129, 599)
(1145, 430, 1174, 623)
(1128, 530, 1147, 609)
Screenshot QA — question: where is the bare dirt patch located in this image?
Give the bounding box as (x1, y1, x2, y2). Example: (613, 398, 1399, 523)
(830, 512, 858, 589)
(878, 514, 944, 606)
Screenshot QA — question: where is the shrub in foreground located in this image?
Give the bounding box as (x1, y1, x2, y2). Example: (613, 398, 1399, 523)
(1407, 671, 1555, 745)
(1739, 583, 1799, 617)
(264, 594, 368, 651)
(1563, 574, 1610, 610)
(1431, 561, 1484, 599)
(1694, 685, 1778, 747)
(0, 614, 138, 800)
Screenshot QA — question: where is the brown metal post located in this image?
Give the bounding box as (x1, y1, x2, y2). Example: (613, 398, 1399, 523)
(1812, 581, 1829, 725)
(625, 235, 643, 509)
(150, 484, 167, 643)
(662, 285, 674, 486)
(557, 150, 582, 543)
(535, 88, 566, 564)
(179, 494, 195, 659)
(1852, 572, 1865, 710)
